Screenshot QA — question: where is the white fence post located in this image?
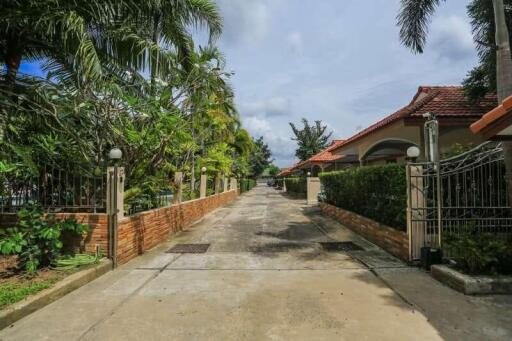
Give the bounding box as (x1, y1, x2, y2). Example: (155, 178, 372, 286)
(307, 176, 321, 205)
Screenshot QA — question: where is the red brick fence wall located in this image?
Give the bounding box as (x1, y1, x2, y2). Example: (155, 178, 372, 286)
(116, 189, 238, 264)
(319, 202, 409, 261)
(0, 190, 239, 269)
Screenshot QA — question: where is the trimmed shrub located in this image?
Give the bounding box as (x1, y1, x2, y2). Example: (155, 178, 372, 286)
(240, 178, 256, 193)
(319, 164, 407, 231)
(444, 231, 512, 275)
(285, 177, 307, 196)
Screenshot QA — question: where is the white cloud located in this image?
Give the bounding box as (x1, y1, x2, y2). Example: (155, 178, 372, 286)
(243, 116, 297, 167)
(430, 15, 475, 60)
(287, 31, 303, 54)
(216, 0, 270, 45)
(240, 97, 291, 117)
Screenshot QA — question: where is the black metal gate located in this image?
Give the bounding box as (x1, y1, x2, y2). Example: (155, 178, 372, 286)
(406, 142, 512, 260)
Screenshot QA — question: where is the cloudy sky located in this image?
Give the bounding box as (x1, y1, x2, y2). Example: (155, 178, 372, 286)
(211, 0, 478, 167)
(18, 0, 478, 167)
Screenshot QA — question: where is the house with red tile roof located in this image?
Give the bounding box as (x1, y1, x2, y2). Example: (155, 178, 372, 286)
(288, 140, 346, 175)
(278, 86, 497, 176)
(329, 86, 496, 166)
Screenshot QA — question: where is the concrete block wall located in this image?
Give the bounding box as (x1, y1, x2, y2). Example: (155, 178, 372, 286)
(319, 202, 409, 261)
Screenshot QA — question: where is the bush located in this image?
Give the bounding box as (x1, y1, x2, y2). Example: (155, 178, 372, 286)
(445, 230, 512, 275)
(240, 178, 256, 193)
(285, 177, 307, 196)
(319, 164, 407, 230)
(0, 203, 89, 273)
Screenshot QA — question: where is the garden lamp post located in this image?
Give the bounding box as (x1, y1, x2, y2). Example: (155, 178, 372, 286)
(406, 146, 420, 163)
(200, 167, 207, 198)
(108, 147, 122, 268)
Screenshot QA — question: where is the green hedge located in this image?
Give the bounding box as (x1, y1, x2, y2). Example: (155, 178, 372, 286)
(240, 178, 256, 193)
(285, 177, 307, 196)
(319, 164, 407, 231)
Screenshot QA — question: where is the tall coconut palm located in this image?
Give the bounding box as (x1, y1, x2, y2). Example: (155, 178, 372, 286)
(179, 44, 237, 195)
(398, 0, 512, 200)
(0, 0, 222, 86)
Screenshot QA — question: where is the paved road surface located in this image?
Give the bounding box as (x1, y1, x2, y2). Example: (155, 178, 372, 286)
(1, 185, 511, 340)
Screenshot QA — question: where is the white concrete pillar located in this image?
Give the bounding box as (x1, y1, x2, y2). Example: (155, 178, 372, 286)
(306, 176, 321, 205)
(215, 174, 221, 194)
(173, 172, 183, 204)
(407, 165, 426, 261)
(107, 167, 124, 219)
(230, 177, 237, 191)
(200, 173, 207, 198)
(223, 175, 229, 192)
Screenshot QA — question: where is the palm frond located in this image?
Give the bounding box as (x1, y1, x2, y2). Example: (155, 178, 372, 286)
(397, 0, 445, 53)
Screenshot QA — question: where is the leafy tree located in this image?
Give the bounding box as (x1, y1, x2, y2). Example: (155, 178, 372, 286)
(249, 136, 272, 177)
(267, 164, 281, 176)
(289, 118, 332, 161)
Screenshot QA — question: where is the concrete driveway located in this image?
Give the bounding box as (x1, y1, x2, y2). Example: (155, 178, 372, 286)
(1, 185, 511, 340)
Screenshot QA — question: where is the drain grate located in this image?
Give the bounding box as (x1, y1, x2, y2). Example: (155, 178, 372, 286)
(319, 241, 364, 252)
(166, 243, 210, 253)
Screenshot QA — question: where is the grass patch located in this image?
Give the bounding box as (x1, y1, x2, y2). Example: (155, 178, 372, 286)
(0, 275, 61, 309)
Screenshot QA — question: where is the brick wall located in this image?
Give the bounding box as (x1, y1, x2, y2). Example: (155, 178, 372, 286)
(0, 189, 239, 269)
(0, 213, 108, 271)
(319, 202, 409, 261)
(116, 189, 238, 264)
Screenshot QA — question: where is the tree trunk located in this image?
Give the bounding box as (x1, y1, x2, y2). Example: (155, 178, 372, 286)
(492, 0, 512, 205)
(150, 14, 160, 95)
(4, 36, 23, 85)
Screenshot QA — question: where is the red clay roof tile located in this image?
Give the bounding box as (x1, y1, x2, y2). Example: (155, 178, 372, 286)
(332, 86, 496, 153)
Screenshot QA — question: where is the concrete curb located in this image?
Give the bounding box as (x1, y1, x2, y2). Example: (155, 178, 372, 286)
(0, 259, 112, 330)
(431, 264, 512, 295)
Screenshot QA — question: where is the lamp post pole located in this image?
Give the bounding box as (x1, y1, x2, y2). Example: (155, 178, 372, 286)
(108, 147, 122, 268)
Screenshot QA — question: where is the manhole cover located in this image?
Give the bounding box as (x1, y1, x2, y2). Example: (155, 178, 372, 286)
(319, 242, 364, 252)
(166, 244, 210, 253)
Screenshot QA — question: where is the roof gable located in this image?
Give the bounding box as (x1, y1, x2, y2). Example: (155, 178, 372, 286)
(331, 86, 496, 153)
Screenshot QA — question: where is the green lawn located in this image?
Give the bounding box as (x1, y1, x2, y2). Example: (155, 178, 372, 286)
(0, 276, 60, 310)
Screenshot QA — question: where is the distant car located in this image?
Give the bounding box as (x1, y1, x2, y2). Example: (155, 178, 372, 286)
(267, 179, 276, 187)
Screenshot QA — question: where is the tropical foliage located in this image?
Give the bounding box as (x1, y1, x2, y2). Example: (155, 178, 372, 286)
(0, 203, 89, 273)
(289, 118, 332, 161)
(0, 0, 272, 212)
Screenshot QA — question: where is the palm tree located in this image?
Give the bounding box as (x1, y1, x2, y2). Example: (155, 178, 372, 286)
(398, 0, 512, 199)
(0, 0, 222, 86)
(179, 44, 237, 195)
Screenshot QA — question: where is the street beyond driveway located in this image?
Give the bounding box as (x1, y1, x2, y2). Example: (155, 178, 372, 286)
(1, 185, 511, 340)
